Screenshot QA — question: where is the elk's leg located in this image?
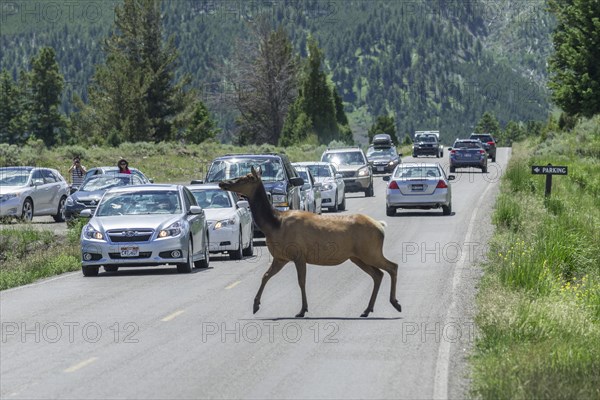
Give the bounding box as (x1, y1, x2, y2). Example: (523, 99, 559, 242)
(351, 257, 383, 317)
(293, 260, 308, 317)
(380, 258, 402, 313)
(254, 258, 288, 314)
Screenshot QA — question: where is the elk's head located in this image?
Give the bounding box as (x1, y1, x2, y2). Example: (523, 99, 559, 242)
(219, 166, 263, 198)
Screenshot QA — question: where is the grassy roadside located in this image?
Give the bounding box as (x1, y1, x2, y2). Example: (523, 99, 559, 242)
(471, 117, 600, 398)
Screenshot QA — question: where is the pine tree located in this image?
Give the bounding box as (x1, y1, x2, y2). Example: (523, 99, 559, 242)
(28, 47, 66, 147)
(0, 70, 28, 145)
(475, 111, 500, 134)
(181, 100, 219, 144)
(368, 115, 397, 144)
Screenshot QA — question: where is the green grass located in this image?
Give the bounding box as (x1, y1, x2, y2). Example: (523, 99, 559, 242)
(472, 116, 600, 399)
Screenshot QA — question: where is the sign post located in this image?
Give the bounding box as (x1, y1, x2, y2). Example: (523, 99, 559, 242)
(531, 164, 568, 197)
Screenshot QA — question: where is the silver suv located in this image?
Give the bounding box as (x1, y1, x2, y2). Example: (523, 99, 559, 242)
(321, 147, 374, 197)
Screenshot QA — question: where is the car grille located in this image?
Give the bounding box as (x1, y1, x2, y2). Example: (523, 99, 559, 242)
(340, 171, 356, 178)
(79, 200, 99, 206)
(108, 229, 154, 243)
(109, 252, 152, 259)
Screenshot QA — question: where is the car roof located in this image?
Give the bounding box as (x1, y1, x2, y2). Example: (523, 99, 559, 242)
(89, 166, 142, 172)
(212, 154, 283, 160)
(293, 161, 330, 166)
(455, 138, 482, 143)
(323, 147, 364, 153)
(186, 183, 222, 191)
(105, 184, 180, 194)
(397, 162, 441, 168)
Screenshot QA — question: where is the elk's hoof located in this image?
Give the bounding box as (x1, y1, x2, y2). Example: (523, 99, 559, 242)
(360, 309, 372, 318)
(392, 301, 402, 313)
(295, 309, 307, 318)
(253, 303, 260, 314)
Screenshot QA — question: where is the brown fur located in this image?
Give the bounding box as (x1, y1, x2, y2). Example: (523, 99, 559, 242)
(219, 167, 402, 317)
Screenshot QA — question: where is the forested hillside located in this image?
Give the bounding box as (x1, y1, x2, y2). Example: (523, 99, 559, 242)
(0, 0, 553, 143)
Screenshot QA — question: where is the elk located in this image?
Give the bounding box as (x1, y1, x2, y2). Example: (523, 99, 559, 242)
(219, 167, 402, 317)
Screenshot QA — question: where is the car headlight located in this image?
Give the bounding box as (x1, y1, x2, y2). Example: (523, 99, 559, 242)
(358, 167, 369, 177)
(322, 183, 334, 191)
(0, 193, 19, 202)
(214, 218, 236, 229)
(66, 197, 74, 206)
(83, 225, 104, 241)
(158, 221, 182, 238)
(272, 194, 287, 204)
(388, 161, 395, 166)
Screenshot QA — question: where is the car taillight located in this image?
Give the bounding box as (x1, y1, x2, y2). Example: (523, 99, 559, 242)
(389, 180, 399, 189)
(436, 180, 448, 189)
(450, 150, 456, 155)
(479, 149, 486, 154)
(487, 141, 495, 146)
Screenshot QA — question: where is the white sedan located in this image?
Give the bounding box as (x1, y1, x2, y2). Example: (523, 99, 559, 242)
(293, 162, 346, 212)
(187, 184, 254, 260)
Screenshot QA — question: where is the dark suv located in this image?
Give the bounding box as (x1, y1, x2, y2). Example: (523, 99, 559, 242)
(469, 133, 497, 162)
(203, 153, 304, 211)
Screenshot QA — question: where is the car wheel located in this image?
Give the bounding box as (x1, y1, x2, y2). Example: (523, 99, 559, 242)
(177, 239, 194, 273)
(104, 266, 119, 272)
(450, 166, 456, 173)
(195, 235, 210, 269)
(242, 229, 254, 257)
(21, 198, 34, 222)
(492, 156, 496, 162)
(365, 183, 374, 197)
(442, 203, 452, 216)
(329, 194, 338, 212)
(338, 194, 346, 211)
(482, 166, 488, 173)
(82, 265, 99, 277)
(413, 153, 418, 158)
(386, 206, 396, 216)
(229, 230, 243, 260)
(53, 196, 67, 222)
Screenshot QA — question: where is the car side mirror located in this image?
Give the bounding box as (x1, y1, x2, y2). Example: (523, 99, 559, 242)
(237, 200, 250, 209)
(290, 177, 304, 187)
(189, 205, 203, 215)
(448, 175, 456, 181)
(335, 173, 343, 179)
(448, 147, 453, 151)
(32, 179, 44, 186)
(80, 209, 93, 218)
(149, 178, 154, 183)
(190, 179, 203, 185)
(383, 175, 391, 181)
(399, 153, 403, 157)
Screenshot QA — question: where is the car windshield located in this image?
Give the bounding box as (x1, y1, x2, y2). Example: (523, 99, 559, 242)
(206, 158, 284, 183)
(454, 141, 482, 149)
(472, 135, 493, 142)
(394, 166, 441, 179)
(304, 165, 332, 178)
(297, 170, 310, 185)
(80, 176, 133, 191)
(0, 169, 30, 186)
(367, 147, 396, 157)
(190, 189, 232, 209)
(417, 136, 436, 142)
(322, 151, 365, 166)
(96, 191, 181, 216)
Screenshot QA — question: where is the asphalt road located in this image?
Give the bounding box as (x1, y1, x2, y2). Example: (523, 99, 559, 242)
(0, 149, 509, 399)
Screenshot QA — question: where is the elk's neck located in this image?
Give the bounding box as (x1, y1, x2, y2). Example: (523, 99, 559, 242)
(248, 184, 281, 235)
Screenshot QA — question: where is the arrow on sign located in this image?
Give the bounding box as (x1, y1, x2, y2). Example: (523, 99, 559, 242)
(533, 167, 540, 173)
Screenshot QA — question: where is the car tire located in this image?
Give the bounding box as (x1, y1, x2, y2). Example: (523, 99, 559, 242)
(82, 265, 99, 277)
(413, 153, 418, 158)
(386, 206, 396, 216)
(442, 203, 452, 216)
(20, 198, 34, 222)
(52, 196, 67, 222)
(194, 235, 210, 269)
(482, 166, 488, 173)
(338, 194, 346, 211)
(242, 229, 254, 257)
(329, 194, 338, 212)
(450, 166, 456, 173)
(177, 239, 194, 273)
(492, 156, 496, 162)
(229, 230, 243, 260)
(104, 266, 119, 272)
(365, 182, 374, 197)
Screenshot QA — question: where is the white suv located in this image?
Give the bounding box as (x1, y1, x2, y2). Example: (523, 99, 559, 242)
(321, 147, 374, 197)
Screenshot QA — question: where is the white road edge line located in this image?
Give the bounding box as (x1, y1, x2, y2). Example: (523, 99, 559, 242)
(161, 310, 185, 322)
(432, 177, 495, 399)
(1, 272, 80, 293)
(225, 280, 241, 290)
(64, 357, 98, 373)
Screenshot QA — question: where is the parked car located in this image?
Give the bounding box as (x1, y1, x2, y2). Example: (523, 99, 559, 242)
(449, 139, 488, 173)
(469, 133, 497, 162)
(366, 145, 401, 174)
(293, 166, 322, 214)
(64, 173, 147, 224)
(84, 167, 153, 184)
(187, 183, 254, 260)
(79, 184, 209, 276)
(0, 167, 69, 222)
(203, 153, 304, 212)
(321, 147, 374, 197)
(412, 134, 443, 158)
(292, 161, 346, 212)
(383, 163, 455, 216)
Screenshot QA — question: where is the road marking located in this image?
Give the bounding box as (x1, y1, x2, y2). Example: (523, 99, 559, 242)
(1, 272, 80, 293)
(161, 310, 185, 322)
(64, 357, 98, 373)
(432, 174, 496, 399)
(225, 280, 241, 290)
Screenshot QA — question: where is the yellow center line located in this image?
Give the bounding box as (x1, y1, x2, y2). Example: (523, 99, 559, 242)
(161, 310, 186, 322)
(225, 280, 242, 290)
(64, 357, 98, 373)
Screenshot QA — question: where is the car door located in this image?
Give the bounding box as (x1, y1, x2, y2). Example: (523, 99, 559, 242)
(30, 169, 52, 214)
(331, 165, 345, 201)
(41, 169, 62, 214)
(233, 191, 252, 246)
(182, 188, 204, 255)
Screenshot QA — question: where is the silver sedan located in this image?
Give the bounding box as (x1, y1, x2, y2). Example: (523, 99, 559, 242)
(383, 163, 455, 216)
(79, 184, 209, 276)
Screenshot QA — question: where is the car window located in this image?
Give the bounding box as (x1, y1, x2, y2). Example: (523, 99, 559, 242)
(97, 191, 181, 216)
(0, 169, 31, 186)
(322, 151, 365, 166)
(40, 169, 57, 184)
(394, 166, 441, 178)
(190, 189, 233, 209)
(31, 170, 45, 185)
(133, 175, 143, 185)
(454, 141, 481, 149)
(206, 158, 285, 183)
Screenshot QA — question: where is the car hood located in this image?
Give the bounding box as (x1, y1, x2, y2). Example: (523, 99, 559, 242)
(369, 155, 395, 162)
(0, 185, 30, 196)
(313, 177, 335, 184)
(204, 208, 236, 222)
(70, 190, 106, 202)
(337, 165, 365, 172)
(263, 181, 287, 194)
(91, 214, 182, 232)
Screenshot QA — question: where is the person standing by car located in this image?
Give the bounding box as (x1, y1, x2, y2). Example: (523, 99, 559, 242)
(118, 158, 131, 174)
(68, 156, 87, 191)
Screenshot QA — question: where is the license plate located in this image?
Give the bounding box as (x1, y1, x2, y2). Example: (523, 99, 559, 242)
(120, 246, 139, 257)
(411, 184, 424, 191)
(463, 153, 472, 158)
(377, 167, 384, 172)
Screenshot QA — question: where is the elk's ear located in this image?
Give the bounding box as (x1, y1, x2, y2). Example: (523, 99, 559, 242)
(251, 166, 261, 179)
